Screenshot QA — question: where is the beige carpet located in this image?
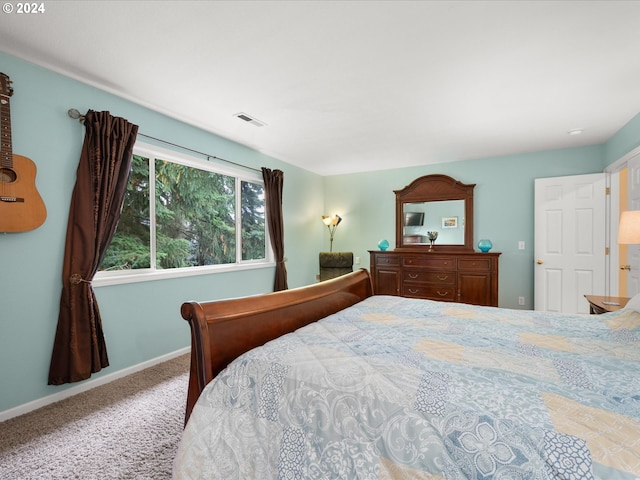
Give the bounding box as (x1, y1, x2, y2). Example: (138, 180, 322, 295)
(0, 354, 190, 480)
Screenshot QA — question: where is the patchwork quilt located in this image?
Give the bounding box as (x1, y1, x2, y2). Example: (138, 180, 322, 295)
(174, 295, 640, 479)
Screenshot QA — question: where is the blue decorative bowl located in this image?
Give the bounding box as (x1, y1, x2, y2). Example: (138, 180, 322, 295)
(478, 239, 493, 253)
(377, 239, 389, 251)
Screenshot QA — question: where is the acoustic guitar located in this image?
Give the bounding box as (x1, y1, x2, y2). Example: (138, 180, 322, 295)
(0, 73, 46, 232)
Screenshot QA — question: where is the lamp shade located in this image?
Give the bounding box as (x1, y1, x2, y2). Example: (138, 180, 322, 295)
(322, 214, 342, 227)
(321, 214, 342, 252)
(617, 210, 640, 244)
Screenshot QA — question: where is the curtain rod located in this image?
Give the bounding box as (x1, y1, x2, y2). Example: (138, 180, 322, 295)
(67, 108, 262, 173)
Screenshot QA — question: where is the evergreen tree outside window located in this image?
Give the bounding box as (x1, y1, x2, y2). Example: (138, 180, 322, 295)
(97, 143, 270, 285)
(241, 180, 266, 261)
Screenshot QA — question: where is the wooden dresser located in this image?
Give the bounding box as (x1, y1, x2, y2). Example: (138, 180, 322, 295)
(369, 250, 500, 306)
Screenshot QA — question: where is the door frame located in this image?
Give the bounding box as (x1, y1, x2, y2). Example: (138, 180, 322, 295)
(605, 144, 640, 296)
(608, 170, 620, 296)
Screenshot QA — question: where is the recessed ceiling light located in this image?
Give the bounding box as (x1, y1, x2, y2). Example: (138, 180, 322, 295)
(568, 128, 584, 136)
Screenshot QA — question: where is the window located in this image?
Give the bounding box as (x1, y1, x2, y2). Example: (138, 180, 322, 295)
(96, 143, 271, 285)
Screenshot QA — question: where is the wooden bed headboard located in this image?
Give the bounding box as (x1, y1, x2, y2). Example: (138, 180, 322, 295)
(180, 269, 373, 423)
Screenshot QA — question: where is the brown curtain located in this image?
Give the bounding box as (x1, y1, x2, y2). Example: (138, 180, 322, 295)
(48, 110, 138, 385)
(262, 167, 288, 291)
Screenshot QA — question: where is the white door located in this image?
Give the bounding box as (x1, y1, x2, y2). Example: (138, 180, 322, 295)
(534, 173, 606, 313)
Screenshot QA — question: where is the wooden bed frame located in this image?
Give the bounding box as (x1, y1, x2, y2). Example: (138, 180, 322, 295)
(180, 269, 373, 422)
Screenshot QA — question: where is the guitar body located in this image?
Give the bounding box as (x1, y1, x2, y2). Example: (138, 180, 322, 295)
(0, 154, 47, 232)
(1, 72, 47, 232)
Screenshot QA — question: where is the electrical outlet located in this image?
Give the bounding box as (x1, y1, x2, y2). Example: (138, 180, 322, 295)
(518, 296, 525, 306)
(355, 256, 361, 265)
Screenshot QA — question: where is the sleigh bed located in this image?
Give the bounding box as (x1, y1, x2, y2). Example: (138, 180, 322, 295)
(175, 269, 640, 479)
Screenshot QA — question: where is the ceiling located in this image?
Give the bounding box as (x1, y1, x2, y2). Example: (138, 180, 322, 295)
(1, 1, 639, 176)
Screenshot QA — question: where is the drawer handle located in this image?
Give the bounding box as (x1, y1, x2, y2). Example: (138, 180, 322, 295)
(407, 260, 413, 264)
(436, 275, 449, 281)
(436, 290, 449, 297)
(408, 288, 419, 294)
(408, 273, 419, 279)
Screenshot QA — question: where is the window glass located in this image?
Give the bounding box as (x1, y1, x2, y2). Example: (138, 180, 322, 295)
(155, 158, 236, 267)
(101, 154, 151, 271)
(241, 180, 266, 261)
(98, 145, 269, 280)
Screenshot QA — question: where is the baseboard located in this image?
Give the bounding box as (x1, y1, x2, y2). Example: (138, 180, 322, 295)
(0, 346, 190, 423)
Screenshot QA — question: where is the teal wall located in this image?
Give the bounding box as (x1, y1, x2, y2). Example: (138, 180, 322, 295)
(0, 52, 323, 413)
(322, 146, 606, 310)
(604, 112, 640, 164)
(1, 50, 639, 415)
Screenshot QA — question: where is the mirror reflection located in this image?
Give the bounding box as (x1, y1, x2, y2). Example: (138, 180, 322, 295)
(402, 200, 465, 245)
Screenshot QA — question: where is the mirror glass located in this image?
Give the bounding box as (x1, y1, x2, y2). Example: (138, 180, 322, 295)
(402, 200, 465, 245)
(395, 174, 474, 251)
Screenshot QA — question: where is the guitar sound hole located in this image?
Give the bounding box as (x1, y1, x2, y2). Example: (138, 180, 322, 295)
(0, 168, 16, 183)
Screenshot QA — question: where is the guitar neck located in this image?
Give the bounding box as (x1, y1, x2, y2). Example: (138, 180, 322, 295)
(0, 72, 13, 169)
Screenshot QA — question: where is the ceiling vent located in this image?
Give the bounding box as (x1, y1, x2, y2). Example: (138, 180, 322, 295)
(234, 112, 266, 127)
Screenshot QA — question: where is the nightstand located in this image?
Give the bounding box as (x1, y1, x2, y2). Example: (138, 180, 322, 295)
(584, 295, 630, 314)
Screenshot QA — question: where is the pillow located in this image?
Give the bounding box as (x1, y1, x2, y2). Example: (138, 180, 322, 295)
(623, 292, 640, 313)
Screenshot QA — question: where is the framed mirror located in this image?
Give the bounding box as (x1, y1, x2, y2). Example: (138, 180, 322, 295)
(395, 174, 475, 251)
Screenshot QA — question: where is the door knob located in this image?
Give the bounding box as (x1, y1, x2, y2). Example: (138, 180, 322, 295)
(620, 265, 631, 271)
(536, 260, 543, 264)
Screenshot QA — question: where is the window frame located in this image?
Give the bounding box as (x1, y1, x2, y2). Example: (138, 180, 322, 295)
(93, 142, 273, 287)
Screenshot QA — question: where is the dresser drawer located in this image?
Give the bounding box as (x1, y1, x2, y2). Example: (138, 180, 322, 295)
(403, 270, 455, 284)
(374, 255, 400, 266)
(458, 258, 492, 271)
(403, 256, 456, 269)
(403, 284, 456, 301)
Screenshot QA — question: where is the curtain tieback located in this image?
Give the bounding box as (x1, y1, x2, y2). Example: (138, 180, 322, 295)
(70, 273, 91, 285)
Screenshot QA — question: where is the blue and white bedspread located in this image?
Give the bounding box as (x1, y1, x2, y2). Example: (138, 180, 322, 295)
(174, 295, 640, 479)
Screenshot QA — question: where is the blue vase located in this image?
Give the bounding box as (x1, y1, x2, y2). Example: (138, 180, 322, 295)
(377, 239, 389, 251)
(478, 239, 492, 252)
